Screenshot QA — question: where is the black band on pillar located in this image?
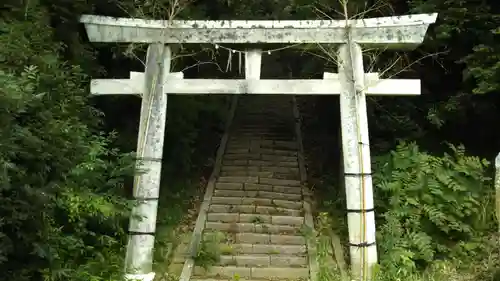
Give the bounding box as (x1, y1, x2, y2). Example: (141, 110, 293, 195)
(128, 231, 155, 235)
(348, 241, 376, 247)
(134, 197, 159, 201)
(346, 208, 375, 213)
(344, 172, 372, 177)
(135, 157, 163, 162)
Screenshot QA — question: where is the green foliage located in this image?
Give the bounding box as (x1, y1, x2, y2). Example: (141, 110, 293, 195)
(194, 232, 224, 269)
(0, 5, 135, 281)
(373, 141, 494, 277)
(462, 26, 500, 94)
(163, 95, 229, 178)
(409, 0, 500, 95)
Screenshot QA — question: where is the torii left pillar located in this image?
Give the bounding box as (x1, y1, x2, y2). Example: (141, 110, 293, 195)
(124, 44, 170, 281)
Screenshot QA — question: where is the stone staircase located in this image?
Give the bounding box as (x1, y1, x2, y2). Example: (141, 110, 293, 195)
(170, 96, 316, 281)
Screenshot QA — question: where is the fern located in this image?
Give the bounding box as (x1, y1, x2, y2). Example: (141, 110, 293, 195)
(374, 141, 493, 274)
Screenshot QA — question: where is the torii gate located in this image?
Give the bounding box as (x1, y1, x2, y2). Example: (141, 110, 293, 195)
(80, 13, 437, 281)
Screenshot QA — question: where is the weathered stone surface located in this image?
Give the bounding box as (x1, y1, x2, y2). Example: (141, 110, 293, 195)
(225, 148, 249, 154)
(271, 215, 304, 226)
(270, 255, 308, 267)
(239, 213, 272, 223)
(216, 243, 307, 255)
(205, 221, 255, 232)
(224, 153, 262, 160)
(221, 165, 260, 172)
(252, 244, 307, 255)
(260, 166, 299, 173)
(233, 254, 271, 266)
(222, 159, 248, 165)
(215, 182, 243, 190)
(270, 234, 305, 245)
(186, 97, 316, 281)
(272, 185, 303, 194)
(242, 197, 272, 206)
(218, 176, 259, 183)
(254, 224, 299, 234)
(261, 154, 298, 162)
(257, 190, 302, 200)
(258, 148, 298, 156)
(194, 266, 252, 278)
(236, 233, 270, 244)
(244, 183, 273, 191)
(220, 170, 274, 177)
(209, 204, 256, 213)
(168, 263, 184, 276)
(259, 178, 301, 186)
(211, 196, 243, 205)
(272, 199, 303, 209)
(255, 206, 302, 216)
(207, 212, 239, 222)
(251, 267, 309, 279)
(214, 189, 255, 197)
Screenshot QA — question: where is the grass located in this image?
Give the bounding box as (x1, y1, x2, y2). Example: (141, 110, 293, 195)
(302, 147, 500, 281)
(250, 216, 265, 224)
(153, 179, 203, 278)
(193, 231, 226, 269)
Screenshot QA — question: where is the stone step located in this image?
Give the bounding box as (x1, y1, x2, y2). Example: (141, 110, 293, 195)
(237, 112, 291, 116)
(232, 128, 293, 133)
(220, 165, 299, 174)
(235, 111, 291, 116)
(231, 131, 293, 136)
(174, 243, 307, 258)
(215, 183, 304, 195)
(231, 121, 293, 126)
(218, 243, 307, 255)
(174, 98, 313, 281)
(218, 254, 308, 267)
(205, 222, 302, 235)
(192, 265, 309, 280)
(219, 171, 299, 180)
(221, 166, 260, 172)
(231, 134, 293, 138)
(176, 254, 306, 268)
(213, 189, 302, 201)
(224, 154, 298, 162)
(217, 177, 301, 187)
(204, 231, 306, 245)
(210, 197, 303, 209)
(229, 137, 294, 143)
(225, 142, 297, 151)
(225, 148, 298, 156)
(260, 141, 297, 150)
(221, 160, 298, 167)
(219, 171, 275, 178)
(228, 139, 296, 145)
(207, 213, 305, 226)
(209, 204, 303, 216)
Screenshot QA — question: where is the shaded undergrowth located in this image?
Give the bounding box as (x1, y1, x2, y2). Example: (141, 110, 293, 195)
(298, 96, 500, 281)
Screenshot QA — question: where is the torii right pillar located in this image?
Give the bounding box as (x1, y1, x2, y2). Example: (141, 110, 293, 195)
(336, 15, 438, 280)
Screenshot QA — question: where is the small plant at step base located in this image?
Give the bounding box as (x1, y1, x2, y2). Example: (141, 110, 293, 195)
(193, 232, 224, 269)
(269, 249, 281, 255)
(251, 216, 265, 224)
(220, 244, 234, 255)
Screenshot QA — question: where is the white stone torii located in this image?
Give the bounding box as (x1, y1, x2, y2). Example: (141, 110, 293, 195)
(80, 13, 437, 281)
(91, 71, 420, 96)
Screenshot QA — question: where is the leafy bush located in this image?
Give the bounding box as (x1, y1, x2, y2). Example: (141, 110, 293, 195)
(372, 141, 494, 277)
(0, 7, 134, 281)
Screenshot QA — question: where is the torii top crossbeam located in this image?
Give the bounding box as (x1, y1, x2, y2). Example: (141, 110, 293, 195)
(80, 13, 437, 49)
